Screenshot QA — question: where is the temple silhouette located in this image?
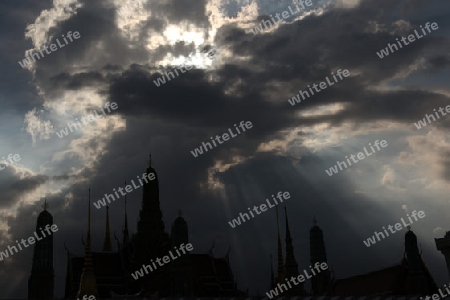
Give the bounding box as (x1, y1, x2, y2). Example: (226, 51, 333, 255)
(61, 156, 244, 298)
(269, 207, 439, 297)
(28, 200, 54, 300)
(26, 155, 448, 299)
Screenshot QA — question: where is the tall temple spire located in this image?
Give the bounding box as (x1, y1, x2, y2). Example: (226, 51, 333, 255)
(132, 156, 171, 295)
(42, 198, 48, 211)
(102, 206, 112, 251)
(435, 231, 450, 280)
(28, 200, 54, 299)
(275, 206, 285, 285)
(405, 227, 434, 295)
(171, 211, 193, 296)
(284, 207, 298, 274)
(77, 188, 99, 299)
(122, 181, 130, 245)
(283, 207, 306, 295)
(310, 217, 331, 296)
(148, 152, 152, 168)
(270, 253, 275, 290)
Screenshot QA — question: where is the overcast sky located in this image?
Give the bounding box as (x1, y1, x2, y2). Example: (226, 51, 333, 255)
(0, 0, 450, 298)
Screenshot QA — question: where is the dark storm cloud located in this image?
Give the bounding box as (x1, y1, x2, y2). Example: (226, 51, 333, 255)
(0, 0, 53, 115)
(52, 173, 76, 181)
(31, 0, 211, 93)
(424, 53, 450, 72)
(49, 71, 105, 90)
(41, 0, 449, 139)
(154, 0, 209, 25)
(0, 167, 48, 209)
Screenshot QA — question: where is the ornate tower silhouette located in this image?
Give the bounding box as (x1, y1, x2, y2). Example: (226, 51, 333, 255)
(120, 184, 134, 275)
(275, 206, 285, 285)
(102, 206, 112, 251)
(435, 231, 450, 280)
(28, 200, 54, 300)
(171, 211, 193, 296)
(284, 207, 307, 295)
(122, 182, 130, 246)
(77, 188, 99, 299)
(269, 254, 275, 290)
(404, 226, 431, 295)
(131, 154, 170, 294)
(310, 217, 331, 295)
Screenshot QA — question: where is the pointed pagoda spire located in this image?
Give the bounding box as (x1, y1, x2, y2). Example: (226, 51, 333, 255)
(77, 187, 99, 298)
(285, 207, 293, 241)
(270, 253, 275, 290)
(113, 230, 121, 251)
(284, 206, 298, 278)
(310, 216, 328, 264)
(148, 152, 152, 168)
(208, 240, 215, 256)
(283, 207, 306, 295)
(29, 197, 54, 299)
(122, 181, 130, 245)
(225, 244, 231, 263)
(42, 198, 49, 211)
(310, 217, 331, 296)
(132, 154, 170, 275)
(275, 206, 285, 284)
(102, 206, 112, 251)
(404, 226, 433, 294)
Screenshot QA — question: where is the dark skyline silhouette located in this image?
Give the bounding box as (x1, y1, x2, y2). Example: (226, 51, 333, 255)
(1, 0, 450, 298)
(18, 156, 448, 299)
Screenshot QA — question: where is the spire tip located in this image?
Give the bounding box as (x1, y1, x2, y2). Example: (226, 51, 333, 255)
(42, 198, 49, 211)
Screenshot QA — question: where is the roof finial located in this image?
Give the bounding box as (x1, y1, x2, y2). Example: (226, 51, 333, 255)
(148, 152, 152, 168)
(103, 205, 112, 251)
(77, 186, 99, 298)
(275, 206, 284, 284)
(270, 253, 275, 290)
(313, 216, 317, 226)
(178, 209, 182, 218)
(88, 187, 91, 240)
(42, 198, 49, 211)
(208, 240, 215, 256)
(284, 206, 292, 240)
(122, 181, 129, 245)
(124, 181, 128, 215)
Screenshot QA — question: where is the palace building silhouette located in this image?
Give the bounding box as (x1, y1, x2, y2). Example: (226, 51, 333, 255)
(60, 156, 245, 298)
(27, 155, 448, 299)
(28, 201, 55, 300)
